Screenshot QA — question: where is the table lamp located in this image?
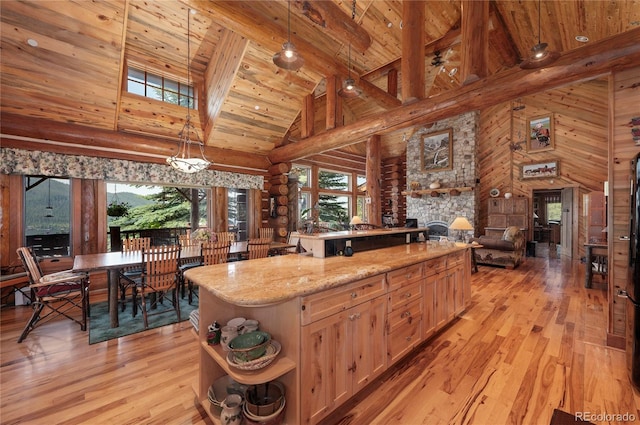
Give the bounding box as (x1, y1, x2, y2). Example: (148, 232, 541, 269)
(350, 215, 363, 230)
(449, 216, 473, 242)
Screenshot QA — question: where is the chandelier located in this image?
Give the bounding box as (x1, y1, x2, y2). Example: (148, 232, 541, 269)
(166, 9, 210, 173)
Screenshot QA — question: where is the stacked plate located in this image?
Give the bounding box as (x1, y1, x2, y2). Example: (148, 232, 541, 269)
(243, 397, 286, 425)
(189, 309, 199, 332)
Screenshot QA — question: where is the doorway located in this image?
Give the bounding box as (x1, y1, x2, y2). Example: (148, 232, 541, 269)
(532, 188, 574, 258)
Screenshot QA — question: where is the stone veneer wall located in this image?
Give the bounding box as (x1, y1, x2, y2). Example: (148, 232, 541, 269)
(406, 111, 479, 237)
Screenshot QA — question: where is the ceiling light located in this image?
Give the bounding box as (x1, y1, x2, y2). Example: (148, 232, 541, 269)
(27, 38, 38, 47)
(166, 9, 210, 174)
(273, 0, 304, 70)
(520, 0, 560, 69)
(338, 44, 362, 98)
(575, 35, 589, 43)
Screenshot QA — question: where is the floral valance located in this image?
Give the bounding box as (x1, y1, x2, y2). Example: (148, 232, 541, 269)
(0, 148, 263, 190)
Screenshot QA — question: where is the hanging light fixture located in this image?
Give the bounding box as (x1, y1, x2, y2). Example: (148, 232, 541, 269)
(166, 8, 211, 174)
(273, 0, 304, 70)
(338, 43, 362, 98)
(520, 0, 560, 69)
(44, 178, 54, 218)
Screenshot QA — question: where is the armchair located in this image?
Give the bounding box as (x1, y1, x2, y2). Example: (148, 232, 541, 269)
(472, 226, 525, 269)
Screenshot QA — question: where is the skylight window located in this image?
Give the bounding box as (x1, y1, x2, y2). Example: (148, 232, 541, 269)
(127, 66, 195, 109)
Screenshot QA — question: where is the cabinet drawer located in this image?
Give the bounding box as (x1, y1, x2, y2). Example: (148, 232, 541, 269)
(447, 251, 465, 267)
(387, 297, 422, 333)
(424, 256, 447, 277)
(301, 274, 387, 325)
(387, 263, 423, 290)
(388, 314, 422, 364)
(388, 281, 422, 313)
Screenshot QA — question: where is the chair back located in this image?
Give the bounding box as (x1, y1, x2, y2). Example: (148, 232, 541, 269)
(259, 228, 274, 241)
(141, 245, 181, 292)
(178, 234, 199, 247)
(122, 237, 151, 251)
(202, 241, 231, 266)
(216, 232, 235, 244)
(16, 247, 43, 284)
(248, 239, 271, 260)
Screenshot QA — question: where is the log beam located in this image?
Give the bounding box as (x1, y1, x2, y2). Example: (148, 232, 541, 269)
(268, 27, 640, 164)
(460, 0, 489, 84)
(366, 135, 382, 226)
(0, 113, 271, 172)
(401, 1, 425, 103)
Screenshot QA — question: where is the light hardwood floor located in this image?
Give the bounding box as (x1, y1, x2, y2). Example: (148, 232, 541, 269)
(1, 253, 638, 425)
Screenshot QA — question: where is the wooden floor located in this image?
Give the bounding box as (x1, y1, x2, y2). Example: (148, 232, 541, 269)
(1, 252, 639, 425)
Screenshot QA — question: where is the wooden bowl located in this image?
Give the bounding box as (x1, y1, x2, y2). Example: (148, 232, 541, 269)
(228, 331, 271, 362)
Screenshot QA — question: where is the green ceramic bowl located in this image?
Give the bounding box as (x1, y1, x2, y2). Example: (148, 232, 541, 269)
(229, 331, 271, 362)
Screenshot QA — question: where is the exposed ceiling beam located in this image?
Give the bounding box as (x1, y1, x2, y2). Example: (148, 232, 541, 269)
(203, 28, 249, 142)
(459, 0, 489, 84)
(296, 0, 371, 52)
(1, 113, 271, 172)
(268, 27, 640, 164)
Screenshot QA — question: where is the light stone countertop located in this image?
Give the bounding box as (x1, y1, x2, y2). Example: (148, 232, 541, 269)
(184, 242, 469, 307)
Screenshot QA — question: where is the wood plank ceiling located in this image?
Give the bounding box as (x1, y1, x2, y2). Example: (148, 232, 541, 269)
(1, 0, 639, 170)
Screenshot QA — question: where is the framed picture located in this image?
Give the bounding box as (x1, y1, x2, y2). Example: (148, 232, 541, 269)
(421, 128, 453, 172)
(521, 160, 559, 180)
(527, 114, 554, 152)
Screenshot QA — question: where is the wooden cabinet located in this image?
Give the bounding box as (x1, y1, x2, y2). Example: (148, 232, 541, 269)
(301, 276, 387, 425)
(486, 197, 529, 238)
(387, 264, 424, 364)
(586, 191, 607, 244)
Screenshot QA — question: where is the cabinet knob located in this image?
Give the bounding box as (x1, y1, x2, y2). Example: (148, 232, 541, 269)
(401, 311, 411, 318)
(404, 292, 412, 298)
(405, 336, 412, 341)
(351, 292, 358, 298)
(348, 313, 361, 321)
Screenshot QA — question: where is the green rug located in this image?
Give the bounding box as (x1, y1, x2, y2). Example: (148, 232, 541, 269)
(89, 292, 198, 344)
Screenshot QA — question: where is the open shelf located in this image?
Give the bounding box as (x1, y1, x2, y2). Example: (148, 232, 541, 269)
(401, 186, 474, 196)
(202, 341, 296, 385)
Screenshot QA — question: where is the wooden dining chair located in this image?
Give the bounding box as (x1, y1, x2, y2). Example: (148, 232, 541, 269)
(119, 237, 151, 314)
(184, 241, 232, 304)
(247, 239, 271, 260)
(16, 247, 90, 343)
(259, 228, 274, 241)
(215, 232, 235, 244)
(133, 245, 181, 329)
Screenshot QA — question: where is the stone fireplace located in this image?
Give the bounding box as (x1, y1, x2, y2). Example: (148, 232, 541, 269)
(405, 111, 479, 237)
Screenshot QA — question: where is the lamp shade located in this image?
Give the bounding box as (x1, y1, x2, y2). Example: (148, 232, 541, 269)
(449, 217, 473, 231)
(350, 215, 363, 225)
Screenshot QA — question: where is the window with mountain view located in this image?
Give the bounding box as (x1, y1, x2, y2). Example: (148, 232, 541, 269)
(24, 176, 71, 257)
(127, 66, 195, 108)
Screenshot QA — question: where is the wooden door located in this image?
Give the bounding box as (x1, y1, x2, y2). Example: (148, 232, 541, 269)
(301, 310, 351, 424)
(561, 187, 574, 258)
(351, 297, 387, 394)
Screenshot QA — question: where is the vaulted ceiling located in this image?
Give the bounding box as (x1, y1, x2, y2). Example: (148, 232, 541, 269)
(1, 1, 639, 172)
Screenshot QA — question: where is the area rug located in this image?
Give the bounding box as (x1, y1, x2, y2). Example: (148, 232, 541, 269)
(549, 409, 594, 425)
(88, 294, 198, 344)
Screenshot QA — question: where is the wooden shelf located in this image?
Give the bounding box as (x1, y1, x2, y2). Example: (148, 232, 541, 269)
(201, 341, 296, 385)
(401, 186, 474, 196)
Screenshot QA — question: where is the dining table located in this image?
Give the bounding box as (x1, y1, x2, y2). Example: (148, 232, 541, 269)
(73, 241, 297, 328)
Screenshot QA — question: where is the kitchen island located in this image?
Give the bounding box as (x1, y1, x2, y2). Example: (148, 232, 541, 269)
(185, 242, 471, 424)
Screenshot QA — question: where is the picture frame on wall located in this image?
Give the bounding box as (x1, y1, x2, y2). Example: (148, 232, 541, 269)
(521, 160, 559, 179)
(527, 114, 554, 152)
(421, 128, 453, 172)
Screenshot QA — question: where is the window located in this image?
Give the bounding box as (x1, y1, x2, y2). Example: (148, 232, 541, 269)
(106, 183, 209, 248)
(24, 176, 71, 257)
(318, 170, 351, 229)
(127, 66, 195, 108)
(228, 189, 248, 241)
(356, 175, 368, 222)
(319, 170, 350, 191)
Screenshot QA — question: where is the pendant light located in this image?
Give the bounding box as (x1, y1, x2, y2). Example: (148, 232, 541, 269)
(520, 0, 560, 69)
(273, 0, 304, 70)
(44, 178, 54, 218)
(338, 43, 362, 98)
(166, 8, 211, 174)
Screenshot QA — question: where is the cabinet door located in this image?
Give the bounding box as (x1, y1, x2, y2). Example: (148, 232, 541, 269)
(351, 297, 387, 393)
(423, 279, 435, 338)
(452, 262, 466, 315)
(433, 271, 449, 329)
(301, 311, 351, 424)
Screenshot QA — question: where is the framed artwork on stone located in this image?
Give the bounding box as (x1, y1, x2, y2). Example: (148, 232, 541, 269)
(421, 128, 453, 172)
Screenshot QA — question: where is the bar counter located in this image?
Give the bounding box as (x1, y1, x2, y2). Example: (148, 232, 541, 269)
(184, 241, 467, 306)
(185, 242, 471, 425)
